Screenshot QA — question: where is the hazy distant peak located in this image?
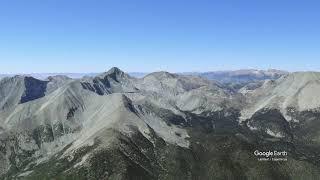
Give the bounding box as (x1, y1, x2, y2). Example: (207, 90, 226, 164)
(198, 69, 288, 84)
(204, 69, 287, 74)
(266, 69, 288, 73)
(144, 71, 178, 79)
(47, 75, 72, 81)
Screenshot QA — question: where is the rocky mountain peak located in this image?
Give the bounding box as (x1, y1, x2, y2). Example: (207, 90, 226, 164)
(96, 67, 129, 81)
(106, 67, 123, 74)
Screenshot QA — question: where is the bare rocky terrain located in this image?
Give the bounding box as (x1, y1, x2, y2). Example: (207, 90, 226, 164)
(0, 67, 319, 180)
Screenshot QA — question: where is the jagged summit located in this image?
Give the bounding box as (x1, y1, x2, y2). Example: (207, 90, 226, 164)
(106, 67, 123, 74)
(80, 67, 138, 95)
(97, 67, 128, 79)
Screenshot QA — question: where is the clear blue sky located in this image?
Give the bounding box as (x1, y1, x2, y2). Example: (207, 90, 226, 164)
(0, 0, 319, 73)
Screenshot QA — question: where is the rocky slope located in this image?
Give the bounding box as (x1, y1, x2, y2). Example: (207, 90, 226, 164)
(0, 68, 319, 179)
(241, 72, 320, 120)
(240, 72, 320, 156)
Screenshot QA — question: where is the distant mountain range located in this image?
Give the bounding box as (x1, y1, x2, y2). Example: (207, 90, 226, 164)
(0, 67, 319, 179)
(0, 69, 288, 82)
(194, 69, 289, 83)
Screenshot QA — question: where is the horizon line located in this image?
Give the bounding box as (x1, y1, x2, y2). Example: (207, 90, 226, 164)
(0, 68, 302, 75)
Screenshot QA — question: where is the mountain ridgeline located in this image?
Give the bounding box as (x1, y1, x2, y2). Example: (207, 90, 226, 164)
(0, 67, 319, 179)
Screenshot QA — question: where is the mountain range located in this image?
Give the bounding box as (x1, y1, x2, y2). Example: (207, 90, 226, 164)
(0, 67, 319, 179)
(0, 69, 288, 81)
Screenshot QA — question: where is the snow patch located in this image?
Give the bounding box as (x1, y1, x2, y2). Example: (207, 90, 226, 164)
(73, 154, 91, 168)
(18, 170, 33, 177)
(266, 129, 284, 138)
